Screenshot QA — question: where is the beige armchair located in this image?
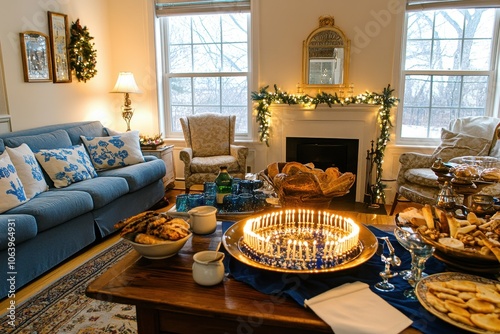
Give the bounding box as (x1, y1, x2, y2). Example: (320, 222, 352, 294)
(179, 113, 248, 192)
(390, 116, 500, 215)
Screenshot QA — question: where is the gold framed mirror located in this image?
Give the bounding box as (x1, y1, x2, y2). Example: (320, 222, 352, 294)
(302, 16, 350, 89)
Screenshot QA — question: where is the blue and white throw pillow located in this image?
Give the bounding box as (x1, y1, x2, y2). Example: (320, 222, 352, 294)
(81, 130, 144, 170)
(35, 145, 98, 188)
(6, 143, 48, 198)
(0, 151, 28, 213)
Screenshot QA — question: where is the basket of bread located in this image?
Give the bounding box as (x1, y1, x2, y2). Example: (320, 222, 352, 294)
(114, 211, 192, 259)
(261, 162, 356, 209)
(397, 205, 500, 273)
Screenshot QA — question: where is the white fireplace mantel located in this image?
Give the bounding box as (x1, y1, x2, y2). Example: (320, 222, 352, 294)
(267, 104, 379, 202)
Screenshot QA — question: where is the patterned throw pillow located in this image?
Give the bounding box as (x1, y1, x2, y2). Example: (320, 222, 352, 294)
(80, 131, 144, 170)
(5, 143, 48, 198)
(0, 151, 28, 213)
(431, 129, 491, 162)
(35, 145, 98, 188)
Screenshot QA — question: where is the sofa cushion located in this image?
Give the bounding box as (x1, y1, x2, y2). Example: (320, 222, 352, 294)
(431, 129, 491, 163)
(6, 190, 94, 232)
(35, 145, 98, 188)
(5, 143, 48, 198)
(3, 129, 72, 151)
(53, 176, 129, 209)
(98, 158, 165, 192)
(0, 215, 37, 251)
(66, 121, 108, 146)
(0, 151, 28, 213)
(403, 168, 439, 188)
(0, 138, 4, 153)
(81, 131, 144, 170)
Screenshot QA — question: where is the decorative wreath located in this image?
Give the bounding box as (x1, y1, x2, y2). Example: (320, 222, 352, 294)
(68, 19, 97, 82)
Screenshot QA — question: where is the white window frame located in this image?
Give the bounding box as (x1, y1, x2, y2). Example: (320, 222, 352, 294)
(395, 2, 500, 146)
(156, 11, 252, 141)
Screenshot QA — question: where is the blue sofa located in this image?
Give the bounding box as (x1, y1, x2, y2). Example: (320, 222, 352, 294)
(0, 121, 166, 299)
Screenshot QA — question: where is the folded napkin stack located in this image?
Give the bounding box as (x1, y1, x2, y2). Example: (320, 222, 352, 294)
(304, 281, 413, 334)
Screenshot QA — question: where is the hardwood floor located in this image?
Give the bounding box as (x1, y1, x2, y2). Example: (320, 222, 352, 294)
(0, 187, 420, 311)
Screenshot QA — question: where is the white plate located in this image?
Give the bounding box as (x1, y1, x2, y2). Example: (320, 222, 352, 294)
(416, 272, 500, 334)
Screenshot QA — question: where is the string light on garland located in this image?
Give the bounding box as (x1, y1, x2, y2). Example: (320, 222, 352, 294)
(68, 19, 97, 82)
(251, 84, 398, 204)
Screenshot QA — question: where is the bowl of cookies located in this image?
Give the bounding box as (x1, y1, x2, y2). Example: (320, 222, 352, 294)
(115, 211, 192, 259)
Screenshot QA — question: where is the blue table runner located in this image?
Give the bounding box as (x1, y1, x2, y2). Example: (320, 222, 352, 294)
(221, 221, 473, 334)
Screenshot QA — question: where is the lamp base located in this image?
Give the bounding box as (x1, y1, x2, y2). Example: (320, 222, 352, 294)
(122, 108, 134, 131)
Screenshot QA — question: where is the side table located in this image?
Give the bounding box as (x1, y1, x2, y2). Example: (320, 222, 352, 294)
(141, 145, 175, 189)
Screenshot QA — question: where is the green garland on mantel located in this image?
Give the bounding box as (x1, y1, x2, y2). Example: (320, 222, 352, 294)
(251, 84, 398, 204)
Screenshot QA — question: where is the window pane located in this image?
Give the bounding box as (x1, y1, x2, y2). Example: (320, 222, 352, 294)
(463, 40, 491, 70)
(432, 39, 461, 70)
(193, 44, 221, 72)
(461, 76, 488, 108)
(223, 43, 248, 72)
(434, 10, 463, 39)
(431, 76, 461, 107)
(404, 75, 431, 107)
(222, 15, 247, 43)
(192, 15, 221, 44)
(168, 16, 191, 44)
(407, 12, 433, 39)
(193, 77, 220, 105)
(465, 9, 494, 38)
(405, 40, 432, 70)
(169, 45, 192, 73)
(221, 76, 247, 105)
(171, 106, 192, 132)
(170, 78, 192, 105)
(401, 107, 430, 138)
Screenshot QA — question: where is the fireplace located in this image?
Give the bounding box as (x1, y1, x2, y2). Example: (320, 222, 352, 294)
(286, 137, 358, 203)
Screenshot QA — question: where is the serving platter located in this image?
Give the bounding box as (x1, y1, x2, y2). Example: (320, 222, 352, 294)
(223, 219, 378, 274)
(416, 272, 500, 334)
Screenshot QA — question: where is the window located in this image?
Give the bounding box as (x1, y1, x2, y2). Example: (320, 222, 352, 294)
(157, 11, 250, 137)
(399, 2, 499, 142)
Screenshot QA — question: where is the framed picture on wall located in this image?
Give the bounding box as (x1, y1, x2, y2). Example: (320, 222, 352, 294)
(19, 31, 52, 82)
(48, 11, 71, 83)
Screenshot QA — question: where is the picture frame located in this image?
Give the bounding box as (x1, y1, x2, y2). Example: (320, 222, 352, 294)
(48, 11, 71, 83)
(19, 31, 52, 82)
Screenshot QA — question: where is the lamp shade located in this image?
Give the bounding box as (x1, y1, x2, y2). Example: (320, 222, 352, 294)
(111, 72, 142, 93)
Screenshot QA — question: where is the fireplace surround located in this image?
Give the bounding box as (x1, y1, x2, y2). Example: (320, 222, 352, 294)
(266, 104, 378, 203)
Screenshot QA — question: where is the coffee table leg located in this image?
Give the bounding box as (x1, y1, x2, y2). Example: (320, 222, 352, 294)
(136, 307, 160, 334)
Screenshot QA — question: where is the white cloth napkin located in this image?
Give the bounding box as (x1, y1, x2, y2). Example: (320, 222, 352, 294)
(304, 281, 413, 334)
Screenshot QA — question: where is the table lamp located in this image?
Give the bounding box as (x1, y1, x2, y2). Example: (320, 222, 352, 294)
(111, 72, 142, 131)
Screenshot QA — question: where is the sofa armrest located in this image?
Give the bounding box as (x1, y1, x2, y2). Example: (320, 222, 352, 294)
(0, 214, 37, 251)
(143, 155, 158, 162)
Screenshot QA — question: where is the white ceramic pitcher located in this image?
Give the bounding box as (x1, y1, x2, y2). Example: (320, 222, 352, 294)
(187, 205, 217, 234)
(192, 250, 225, 286)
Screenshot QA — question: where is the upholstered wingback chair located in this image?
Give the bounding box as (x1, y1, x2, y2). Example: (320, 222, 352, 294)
(180, 113, 248, 192)
(390, 116, 500, 215)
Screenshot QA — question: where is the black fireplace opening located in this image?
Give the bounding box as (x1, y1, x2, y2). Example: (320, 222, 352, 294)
(286, 137, 359, 203)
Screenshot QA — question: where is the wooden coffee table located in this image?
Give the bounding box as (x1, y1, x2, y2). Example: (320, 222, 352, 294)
(86, 212, 418, 334)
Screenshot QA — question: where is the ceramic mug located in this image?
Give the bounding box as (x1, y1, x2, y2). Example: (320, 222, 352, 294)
(187, 206, 217, 234)
(192, 250, 225, 286)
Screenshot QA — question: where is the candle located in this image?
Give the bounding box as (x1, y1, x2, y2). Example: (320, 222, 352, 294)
(286, 239, 292, 259)
(299, 241, 302, 260)
(304, 241, 310, 260)
(293, 240, 297, 259)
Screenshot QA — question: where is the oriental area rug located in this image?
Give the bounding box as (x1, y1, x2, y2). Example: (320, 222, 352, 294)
(0, 240, 137, 334)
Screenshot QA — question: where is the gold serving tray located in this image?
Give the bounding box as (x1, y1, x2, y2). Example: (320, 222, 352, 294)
(223, 220, 378, 274)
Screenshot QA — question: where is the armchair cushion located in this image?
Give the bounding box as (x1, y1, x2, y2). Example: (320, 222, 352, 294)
(404, 168, 438, 188)
(191, 156, 239, 174)
(185, 114, 232, 157)
(431, 129, 490, 162)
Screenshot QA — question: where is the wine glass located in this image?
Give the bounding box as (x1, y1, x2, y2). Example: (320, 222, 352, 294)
(394, 227, 434, 299)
